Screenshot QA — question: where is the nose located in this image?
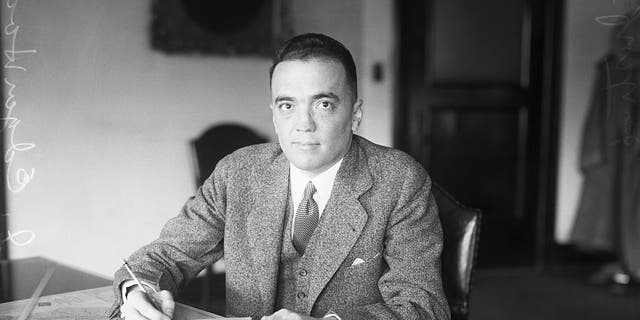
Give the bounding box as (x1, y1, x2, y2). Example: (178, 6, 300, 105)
(295, 107, 316, 132)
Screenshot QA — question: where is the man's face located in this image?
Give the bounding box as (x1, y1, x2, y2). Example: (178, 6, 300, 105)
(270, 58, 362, 177)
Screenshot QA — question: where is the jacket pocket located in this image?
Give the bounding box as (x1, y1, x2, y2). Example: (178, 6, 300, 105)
(342, 252, 383, 276)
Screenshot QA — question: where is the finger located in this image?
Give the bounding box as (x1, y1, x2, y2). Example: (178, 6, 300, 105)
(137, 300, 169, 320)
(263, 308, 284, 320)
(120, 300, 139, 319)
(281, 309, 305, 320)
(155, 290, 175, 317)
(122, 308, 149, 320)
(270, 308, 295, 320)
(128, 291, 170, 320)
(120, 302, 147, 320)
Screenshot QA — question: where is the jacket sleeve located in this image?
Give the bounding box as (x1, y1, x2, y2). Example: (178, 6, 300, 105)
(330, 166, 451, 320)
(107, 159, 230, 319)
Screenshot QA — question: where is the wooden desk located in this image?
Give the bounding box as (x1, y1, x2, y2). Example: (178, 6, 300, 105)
(0, 257, 224, 319)
(0, 286, 221, 320)
(0, 257, 111, 303)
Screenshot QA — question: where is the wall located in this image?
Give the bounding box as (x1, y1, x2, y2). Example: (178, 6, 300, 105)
(556, 0, 640, 242)
(5, 0, 628, 274)
(1, 0, 389, 277)
(289, 0, 395, 147)
(360, 0, 395, 147)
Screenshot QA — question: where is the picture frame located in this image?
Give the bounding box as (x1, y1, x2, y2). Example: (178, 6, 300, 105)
(151, 0, 291, 56)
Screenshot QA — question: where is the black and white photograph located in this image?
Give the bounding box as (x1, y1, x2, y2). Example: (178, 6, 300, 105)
(0, 1, 638, 319)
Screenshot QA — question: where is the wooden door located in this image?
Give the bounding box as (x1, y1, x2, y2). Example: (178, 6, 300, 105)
(396, 0, 562, 268)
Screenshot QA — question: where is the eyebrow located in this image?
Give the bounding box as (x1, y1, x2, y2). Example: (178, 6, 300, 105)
(274, 96, 294, 103)
(312, 92, 340, 102)
(274, 92, 340, 103)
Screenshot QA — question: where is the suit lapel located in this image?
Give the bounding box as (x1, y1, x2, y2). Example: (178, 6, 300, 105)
(305, 139, 372, 309)
(247, 152, 289, 315)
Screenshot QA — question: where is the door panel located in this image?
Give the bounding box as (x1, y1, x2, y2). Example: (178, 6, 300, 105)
(397, 0, 560, 268)
(431, 0, 526, 84)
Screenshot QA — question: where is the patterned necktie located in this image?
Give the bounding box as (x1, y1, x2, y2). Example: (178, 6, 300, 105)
(292, 182, 319, 255)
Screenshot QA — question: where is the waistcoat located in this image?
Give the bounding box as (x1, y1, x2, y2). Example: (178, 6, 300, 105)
(275, 197, 314, 313)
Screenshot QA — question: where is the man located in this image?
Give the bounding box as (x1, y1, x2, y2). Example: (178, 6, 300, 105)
(111, 33, 449, 320)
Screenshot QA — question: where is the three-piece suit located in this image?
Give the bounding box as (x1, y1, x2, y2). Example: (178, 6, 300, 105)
(109, 135, 449, 319)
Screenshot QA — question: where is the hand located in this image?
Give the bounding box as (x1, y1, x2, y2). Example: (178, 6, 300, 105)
(261, 309, 321, 320)
(120, 289, 175, 320)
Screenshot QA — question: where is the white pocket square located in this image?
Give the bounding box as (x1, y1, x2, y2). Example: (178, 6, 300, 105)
(351, 258, 365, 266)
(351, 253, 381, 266)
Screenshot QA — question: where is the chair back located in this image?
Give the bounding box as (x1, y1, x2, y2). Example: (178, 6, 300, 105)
(432, 183, 481, 320)
(192, 124, 267, 185)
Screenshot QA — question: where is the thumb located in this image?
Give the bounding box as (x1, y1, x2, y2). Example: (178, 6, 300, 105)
(154, 290, 175, 317)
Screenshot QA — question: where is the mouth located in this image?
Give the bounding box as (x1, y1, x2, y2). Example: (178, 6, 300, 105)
(292, 141, 320, 149)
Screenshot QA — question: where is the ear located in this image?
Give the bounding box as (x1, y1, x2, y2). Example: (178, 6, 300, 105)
(271, 105, 278, 135)
(351, 99, 363, 132)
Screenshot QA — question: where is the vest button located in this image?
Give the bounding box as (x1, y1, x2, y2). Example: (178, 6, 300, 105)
(299, 269, 308, 276)
(297, 292, 306, 299)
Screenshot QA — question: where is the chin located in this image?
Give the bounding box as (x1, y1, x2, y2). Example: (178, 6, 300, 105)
(292, 159, 321, 172)
(289, 155, 326, 171)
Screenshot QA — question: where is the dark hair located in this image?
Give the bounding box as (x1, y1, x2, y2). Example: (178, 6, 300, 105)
(269, 33, 358, 98)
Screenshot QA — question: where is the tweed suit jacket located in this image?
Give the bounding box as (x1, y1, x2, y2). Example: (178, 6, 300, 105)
(110, 135, 450, 320)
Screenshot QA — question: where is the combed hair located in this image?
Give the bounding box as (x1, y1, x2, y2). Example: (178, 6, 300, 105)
(269, 33, 358, 98)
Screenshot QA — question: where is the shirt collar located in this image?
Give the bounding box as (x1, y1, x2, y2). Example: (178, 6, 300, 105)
(289, 159, 343, 215)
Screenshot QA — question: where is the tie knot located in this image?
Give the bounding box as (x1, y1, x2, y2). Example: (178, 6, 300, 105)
(303, 181, 316, 199)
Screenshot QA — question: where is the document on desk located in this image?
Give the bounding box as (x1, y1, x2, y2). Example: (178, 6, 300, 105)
(173, 302, 249, 320)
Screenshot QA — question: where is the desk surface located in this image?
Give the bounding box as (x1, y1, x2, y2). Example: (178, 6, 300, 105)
(0, 286, 222, 320)
(0, 257, 225, 320)
(0, 257, 112, 303)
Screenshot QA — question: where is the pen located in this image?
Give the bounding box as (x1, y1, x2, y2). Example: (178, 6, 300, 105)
(121, 259, 164, 313)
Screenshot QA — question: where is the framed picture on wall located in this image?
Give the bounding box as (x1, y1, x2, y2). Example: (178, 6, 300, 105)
(151, 0, 291, 56)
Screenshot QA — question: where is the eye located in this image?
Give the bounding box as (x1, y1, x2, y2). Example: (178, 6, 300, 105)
(317, 100, 335, 110)
(277, 102, 294, 111)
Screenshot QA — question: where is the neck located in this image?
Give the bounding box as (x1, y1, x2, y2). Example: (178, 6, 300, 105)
(295, 162, 336, 180)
